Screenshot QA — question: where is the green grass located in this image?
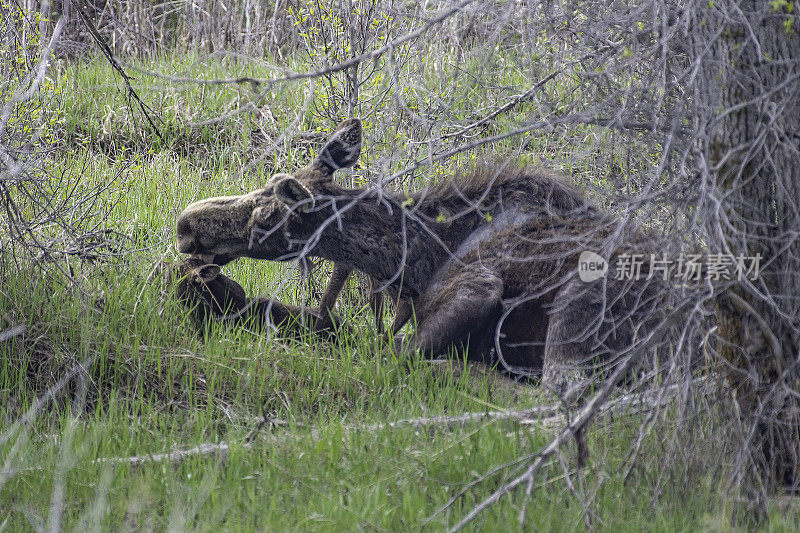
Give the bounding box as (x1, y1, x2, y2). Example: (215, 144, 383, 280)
(2, 50, 797, 531)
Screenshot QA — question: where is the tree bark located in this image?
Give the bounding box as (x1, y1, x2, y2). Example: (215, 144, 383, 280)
(691, 0, 800, 495)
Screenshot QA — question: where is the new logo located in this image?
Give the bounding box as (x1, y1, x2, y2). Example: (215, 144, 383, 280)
(578, 251, 609, 282)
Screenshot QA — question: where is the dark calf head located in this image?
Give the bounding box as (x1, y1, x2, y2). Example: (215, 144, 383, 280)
(173, 257, 249, 320)
(176, 118, 362, 265)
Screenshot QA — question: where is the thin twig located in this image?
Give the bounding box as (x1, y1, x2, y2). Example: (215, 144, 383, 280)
(71, 0, 164, 142)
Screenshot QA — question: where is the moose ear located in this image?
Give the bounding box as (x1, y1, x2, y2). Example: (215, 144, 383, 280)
(315, 118, 362, 173)
(194, 263, 221, 283)
(274, 176, 316, 213)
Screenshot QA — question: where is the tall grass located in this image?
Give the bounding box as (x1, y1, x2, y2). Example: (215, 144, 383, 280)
(1, 46, 794, 530)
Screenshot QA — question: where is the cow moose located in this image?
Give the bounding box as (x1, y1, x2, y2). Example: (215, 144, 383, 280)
(176, 119, 668, 396)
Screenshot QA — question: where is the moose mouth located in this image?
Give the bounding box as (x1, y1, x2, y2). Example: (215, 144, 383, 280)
(176, 233, 236, 266)
(187, 252, 235, 266)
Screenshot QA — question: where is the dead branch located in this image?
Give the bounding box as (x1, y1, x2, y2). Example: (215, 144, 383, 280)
(70, 0, 164, 142)
(95, 376, 712, 467)
(448, 343, 667, 532)
(129, 0, 477, 128)
(0, 324, 25, 343)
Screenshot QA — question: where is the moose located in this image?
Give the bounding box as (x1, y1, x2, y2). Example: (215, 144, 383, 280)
(167, 256, 344, 336)
(176, 119, 668, 395)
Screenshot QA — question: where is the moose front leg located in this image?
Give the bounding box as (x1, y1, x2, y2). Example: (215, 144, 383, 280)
(398, 268, 503, 361)
(314, 264, 404, 337)
(389, 297, 413, 336)
(370, 282, 414, 338)
(313, 263, 353, 333)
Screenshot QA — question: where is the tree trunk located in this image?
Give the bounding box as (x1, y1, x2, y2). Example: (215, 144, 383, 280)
(691, 0, 800, 497)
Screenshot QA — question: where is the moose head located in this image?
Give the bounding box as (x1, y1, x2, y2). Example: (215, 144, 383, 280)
(176, 118, 363, 266)
(169, 257, 248, 321)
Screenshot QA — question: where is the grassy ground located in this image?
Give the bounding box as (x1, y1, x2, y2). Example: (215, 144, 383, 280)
(0, 51, 792, 531)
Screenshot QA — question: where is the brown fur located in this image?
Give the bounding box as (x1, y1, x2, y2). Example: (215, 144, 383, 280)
(167, 257, 343, 337)
(176, 119, 667, 395)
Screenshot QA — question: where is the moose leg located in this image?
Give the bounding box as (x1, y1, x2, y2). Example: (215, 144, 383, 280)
(398, 267, 503, 361)
(367, 276, 386, 336)
(541, 276, 661, 468)
(389, 298, 413, 336)
(375, 289, 412, 342)
(313, 265, 392, 335)
(313, 263, 353, 333)
(541, 279, 615, 401)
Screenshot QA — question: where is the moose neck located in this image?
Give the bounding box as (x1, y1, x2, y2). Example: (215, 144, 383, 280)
(298, 190, 454, 299)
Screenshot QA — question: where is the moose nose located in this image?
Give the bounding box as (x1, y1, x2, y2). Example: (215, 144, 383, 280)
(176, 235, 196, 254)
(176, 214, 196, 253)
